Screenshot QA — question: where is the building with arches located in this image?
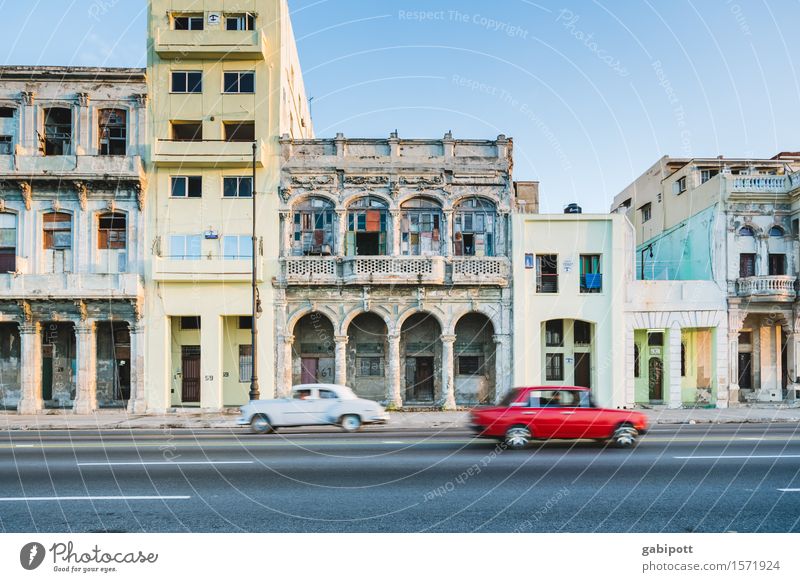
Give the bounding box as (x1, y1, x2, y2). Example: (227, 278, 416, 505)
(276, 133, 520, 408)
(0, 66, 148, 413)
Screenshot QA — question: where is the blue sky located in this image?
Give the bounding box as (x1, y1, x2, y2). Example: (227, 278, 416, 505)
(2, 0, 799, 212)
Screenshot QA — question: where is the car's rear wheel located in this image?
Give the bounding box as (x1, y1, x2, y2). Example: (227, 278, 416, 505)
(611, 424, 638, 448)
(504, 425, 532, 450)
(340, 414, 362, 432)
(250, 414, 274, 435)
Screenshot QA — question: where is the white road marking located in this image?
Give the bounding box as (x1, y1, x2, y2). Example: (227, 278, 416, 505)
(77, 461, 253, 466)
(738, 437, 767, 441)
(15, 444, 36, 448)
(676, 454, 800, 460)
(778, 488, 800, 492)
(0, 495, 191, 502)
(381, 441, 405, 444)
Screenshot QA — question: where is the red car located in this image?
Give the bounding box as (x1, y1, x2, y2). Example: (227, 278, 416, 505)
(470, 386, 649, 449)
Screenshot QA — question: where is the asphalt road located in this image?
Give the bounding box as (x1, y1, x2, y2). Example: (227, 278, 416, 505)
(1, 423, 799, 533)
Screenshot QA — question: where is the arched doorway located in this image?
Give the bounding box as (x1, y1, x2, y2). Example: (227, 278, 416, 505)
(648, 357, 663, 401)
(453, 313, 495, 404)
(346, 312, 387, 400)
(401, 313, 441, 403)
(292, 312, 335, 385)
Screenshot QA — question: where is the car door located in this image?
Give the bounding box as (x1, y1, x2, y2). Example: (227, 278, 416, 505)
(524, 390, 564, 439)
(554, 390, 597, 438)
(284, 387, 322, 426)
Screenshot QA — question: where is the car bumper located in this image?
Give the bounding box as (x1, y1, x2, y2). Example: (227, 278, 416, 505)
(235, 416, 249, 426)
(367, 413, 390, 424)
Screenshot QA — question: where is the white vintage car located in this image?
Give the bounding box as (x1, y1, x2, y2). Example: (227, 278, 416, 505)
(236, 384, 390, 434)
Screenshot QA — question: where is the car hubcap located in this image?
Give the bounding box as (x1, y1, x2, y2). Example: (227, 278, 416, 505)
(506, 429, 529, 447)
(615, 428, 636, 446)
(253, 417, 268, 432)
(343, 417, 359, 430)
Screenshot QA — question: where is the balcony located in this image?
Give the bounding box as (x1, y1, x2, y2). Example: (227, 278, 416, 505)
(282, 257, 339, 285)
(8, 154, 144, 180)
(153, 257, 262, 283)
(728, 175, 789, 193)
(343, 257, 445, 285)
(0, 273, 141, 299)
(154, 29, 268, 60)
(736, 275, 797, 301)
(152, 139, 266, 168)
(451, 257, 511, 286)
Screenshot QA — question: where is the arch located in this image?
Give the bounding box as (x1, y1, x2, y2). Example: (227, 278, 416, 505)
(768, 225, 785, 237)
(341, 191, 392, 210)
(396, 191, 447, 208)
(449, 307, 501, 336)
(394, 307, 446, 335)
(400, 196, 444, 256)
(738, 225, 756, 237)
(291, 196, 336, 256)
(287, 304, 340, 335)
(289, 191, 338, 210)
(451, 194, 500, 210)
(339, 306, 392, 336)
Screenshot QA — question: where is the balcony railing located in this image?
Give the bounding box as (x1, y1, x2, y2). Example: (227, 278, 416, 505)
(728, 175, 789, 193)
(343, 256, 445, 285)
(283, 256, 338, 284)
(451, 257, 510, 285)
(736, 275, 796, 300)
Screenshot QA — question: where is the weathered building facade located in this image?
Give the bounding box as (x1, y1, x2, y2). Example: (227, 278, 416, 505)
(0, 66, 147, 412)
(276, 133, 517, 408)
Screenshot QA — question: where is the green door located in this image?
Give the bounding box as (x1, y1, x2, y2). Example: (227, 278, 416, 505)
(42, 344, 53, 401)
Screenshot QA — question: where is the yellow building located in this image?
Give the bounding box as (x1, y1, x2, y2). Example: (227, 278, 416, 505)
(143, 0, 312, 412)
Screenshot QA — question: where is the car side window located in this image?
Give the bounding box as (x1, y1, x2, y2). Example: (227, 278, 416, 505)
(538, 390, 563, 407)
(528, 393, 541, 407)
(293, 389, 313, 400)
(559, 391, 580, 407)
(579, 391, 594, 408)
(319, 389, 337, 399)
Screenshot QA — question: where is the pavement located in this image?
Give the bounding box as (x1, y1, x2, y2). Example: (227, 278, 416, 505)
(1, 424, 799, 532)
(1, 404, 800, 430)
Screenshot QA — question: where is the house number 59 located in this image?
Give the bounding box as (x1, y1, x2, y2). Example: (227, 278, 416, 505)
(205, 375, 214, 381)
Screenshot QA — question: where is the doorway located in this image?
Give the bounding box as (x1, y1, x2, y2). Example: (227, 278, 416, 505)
(406, 356, 434, 401)
(648, 357, 663, 401)
(574, 353, 591, 388)
(738, 353, 752, 389)
(181, 345, 201, 403)
(301, 357, 319, 384)
(356, 232, 381, 255)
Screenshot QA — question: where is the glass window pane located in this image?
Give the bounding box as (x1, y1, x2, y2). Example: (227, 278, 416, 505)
(188, 235, 202, 258)
(240, 73, 254, 93)
(224, 73, 238, 93)
(171, 177, 186, 197)
(172, 72, 186, 93)
(188, 72, 202, 93)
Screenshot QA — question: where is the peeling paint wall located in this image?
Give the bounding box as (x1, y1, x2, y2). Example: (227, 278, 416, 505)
(0, 323, 20, 408)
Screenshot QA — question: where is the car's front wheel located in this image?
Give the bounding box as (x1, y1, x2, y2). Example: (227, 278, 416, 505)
(340, 414, 362, 432)
(611, 424, 638, 448)
(250, 414, 275, 435)
(504, 425, 532, 450)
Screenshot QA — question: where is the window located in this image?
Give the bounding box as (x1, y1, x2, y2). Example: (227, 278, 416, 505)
(226, 13, 255, 30)
(574, 321, 591, 346)
(769, 254, 786, 276)
(0, 213, 16, 272)
(648, 332, 664, 347)
(458, 356, 484, 376)
(545, 320, 563, 347)
(634, 344, 640, 378)
(401, 198, 442, 256)
(238, 316, 253, 330)
(43, 108, 71, 155)
(0, 107, 14, 118)
(294, 197, 334, 255)
(171, 176, 202, 198)
(453, 197, 495, 257)
(347, 196, 388, 256)
(173, 14, 203, 30)
(641, 203, 652, 223)
(536, 254, 558, 293)
(43, 212, 72, 249)
(293, 389, 313, 400)
(0, 135, 11, 155)
(701, 169, 719, 183)
(180, 316, 201, 330)
(239, 345, 253, 383)
(739, 253, 756, 278)
(545, 354, 564, 381)
(98, 109, 126, 155)
(223, 235, 253, 260)
(675, 176, 687, 194)
(98, 213, 126, 249)
(171, 71, 202, 94)
(579, 254, 602, 293)
(319, 389, 338, 399)
(357, 356, 383, 377)
(739, 331, 752, 345)
(739, 226, 755, 237)
(223, 176, 252, 198)
(170, 234, 202, 260)
(171, 121, 202, 142)
(224, 121, 255, 142)
(223, 72, 255, 94)
(769, 226, 785, 237)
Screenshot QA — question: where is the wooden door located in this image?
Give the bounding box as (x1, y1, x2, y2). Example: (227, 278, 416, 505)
(181, 346, 201, 403)
(738, 353, 752, 389)
(648, 357, 663, 401)
(574, 353, 591, 388)
(301, 357, 319, 384)
(413, 357, 434, 401)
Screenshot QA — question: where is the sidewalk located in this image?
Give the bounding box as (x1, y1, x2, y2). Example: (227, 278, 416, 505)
(1, 405, 799, 431)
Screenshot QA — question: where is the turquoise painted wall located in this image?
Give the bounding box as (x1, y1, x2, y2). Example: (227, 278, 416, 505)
(636, 204, 718, 281)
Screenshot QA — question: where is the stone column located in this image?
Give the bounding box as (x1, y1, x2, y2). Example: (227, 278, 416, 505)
(334, 335, 348, 386)
(667, 325, 682, 408)
(727, 330, 740, 406)
(19, 92, 36, 153)
(74, 320, 98, 414)
(493, 334, 510, 403)
(127, 323, 146, 414)
(278, 211, 291, 258)
(441, 334, 457, 410)
(75, 94, 90, 155)
(443, 209, 454, 258)
(18, 322, 43, 414)
(387, 333, 402, 408)
(390, 209, 401, 256)
(200, 315, 223, 411)
(277, 334, 294, 397)
(336, 209, 347, 257)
